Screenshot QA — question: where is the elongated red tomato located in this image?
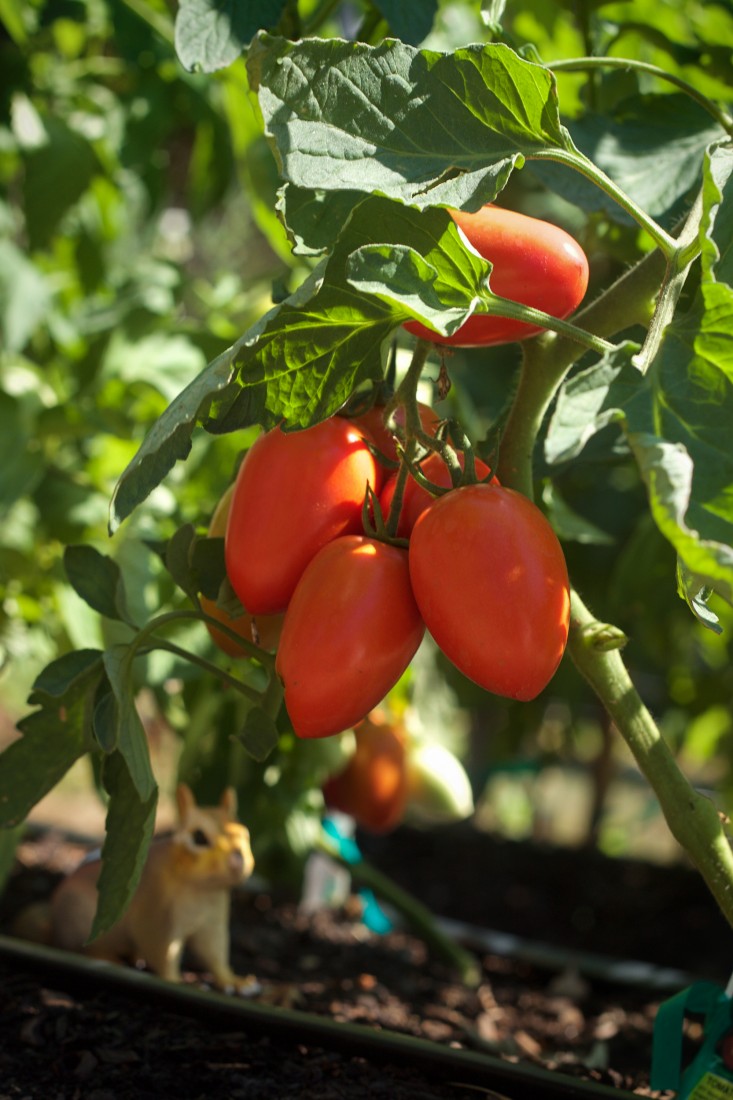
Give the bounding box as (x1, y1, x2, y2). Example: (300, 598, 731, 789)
(225, 419, 379, 615)
(276, 536, 425, 738)
(404, 205, 589, 347)
(409, 484, 570, 700)
(380, 451, 497, 538)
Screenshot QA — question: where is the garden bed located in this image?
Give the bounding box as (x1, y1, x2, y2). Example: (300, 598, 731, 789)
(0, 824, 728, 1097)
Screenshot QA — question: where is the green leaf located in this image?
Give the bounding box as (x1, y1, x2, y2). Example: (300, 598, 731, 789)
(700, 140, 733, 287)
(191, 536, 228, 601)
(373, 0, 438, 45)
(109, 341, 246, 532)
(0, 652, 102, 826)
(247, 35, 572, 209)
(90, 751, 158, 941)
(103, 646, 157, 802)
(277, 186, 364, 256)
(64, 545, 136, 627)
(93, 684, 118, 753)
(175, 0, 287, 73)
(164, 523, 199, 603)
(546, 289, 733, 617)
(676, 561, 722, 634)
(28, 648, 104, 705)
(237, 706, 280, 762)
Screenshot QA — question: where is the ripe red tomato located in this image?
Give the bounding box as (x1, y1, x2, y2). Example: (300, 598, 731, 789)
(380, 451, 497, 538)
(408, 484, 570, 700)
(322, 712, 407, 833)
(202, 485, 284, 655)
(404, 205, 589, 347)
(350, 402, 441, 465)
(225, 418, 379, 615)
(276, 536, 425, 738)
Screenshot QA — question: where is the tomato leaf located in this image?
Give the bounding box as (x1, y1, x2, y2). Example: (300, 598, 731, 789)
(190, 536, 228, 601)
(64, 545, 136, 627)
(700, 141, 733, 287)
(0, 652, 103, 826)
(247, 35, 572, 210)
(237, 705, 280, 762)
(26, 648, 104, 705)
(90, 751, 158, 941)
(174, 0, 287, 73)
(164, 523, 199, 604)
(546, 282, 733, 620)
(93, 683, 118, 753)
(102, 646, 157, 802)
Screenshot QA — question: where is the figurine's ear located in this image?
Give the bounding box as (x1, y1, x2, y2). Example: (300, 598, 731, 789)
(220, 786, 238, 819)
(176, 783, 196, 822)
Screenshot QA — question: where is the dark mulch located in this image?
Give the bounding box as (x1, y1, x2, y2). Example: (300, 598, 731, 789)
(0, 824, 728, 1099)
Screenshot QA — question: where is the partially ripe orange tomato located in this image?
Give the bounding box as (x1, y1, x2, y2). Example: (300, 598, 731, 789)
(380, 451, 498, 538)
(201, 485, 284, 655)
(404, 205, 589, 348)
(225, 418, 380, 616)
(322, 713, 407, 833)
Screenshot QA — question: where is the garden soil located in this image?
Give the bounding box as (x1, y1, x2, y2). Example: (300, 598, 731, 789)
(1, 823, 729, 1098)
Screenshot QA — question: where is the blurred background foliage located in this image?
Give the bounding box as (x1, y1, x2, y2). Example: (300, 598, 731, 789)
(1, 0, 732, 878)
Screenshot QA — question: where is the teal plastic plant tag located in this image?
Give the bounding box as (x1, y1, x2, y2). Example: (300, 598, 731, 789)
(652, 982, 733, 1097)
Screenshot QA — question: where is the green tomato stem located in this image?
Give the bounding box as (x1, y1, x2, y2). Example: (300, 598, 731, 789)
(529, 148, 677, 256)
(497, 244, 667, 495)
(569, 589, 733, 929)
(317, 833, 482, 987)
(547, 56, 733, 136)
(498, 231, 733, 932)
(146, 639, 266, 704)
(481, 294, 617, 355)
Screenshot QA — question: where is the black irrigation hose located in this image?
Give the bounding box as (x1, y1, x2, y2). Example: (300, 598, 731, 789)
(0, 933, 640, 1100)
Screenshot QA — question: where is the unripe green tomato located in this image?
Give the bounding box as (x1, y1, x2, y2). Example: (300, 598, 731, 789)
(403, 742, 474, 826)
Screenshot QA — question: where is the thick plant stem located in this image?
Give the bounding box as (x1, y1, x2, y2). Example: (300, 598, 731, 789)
(569, 590, 733, 929)
(498, 245, 666, 494)
(497, 237, 733, 933)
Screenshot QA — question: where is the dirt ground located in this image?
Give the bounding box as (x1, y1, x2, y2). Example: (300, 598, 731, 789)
(1, 823, 727, 1097)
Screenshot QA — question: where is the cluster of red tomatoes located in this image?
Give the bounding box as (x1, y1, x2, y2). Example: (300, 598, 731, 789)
(212, 405, 571, 740)
(205, 204, 586, 739)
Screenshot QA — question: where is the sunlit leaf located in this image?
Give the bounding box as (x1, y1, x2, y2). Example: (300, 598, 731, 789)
(248, 35, 572, 210)
(175, 0, 287, 73)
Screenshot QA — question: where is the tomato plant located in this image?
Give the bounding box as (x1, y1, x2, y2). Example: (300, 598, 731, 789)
(404, 206, 589, 347)
(275, 536, 425, 739)
(380, 451, 497, 538)
(201, 485, 284, 655)
(322, 711, 407, 833)
(409, 484, 571, 701)
(4, 0, 733, 949)
(225, 418, 379, 615)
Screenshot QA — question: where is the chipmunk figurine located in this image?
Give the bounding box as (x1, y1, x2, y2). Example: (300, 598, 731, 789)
(47, 783, 258, 994)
